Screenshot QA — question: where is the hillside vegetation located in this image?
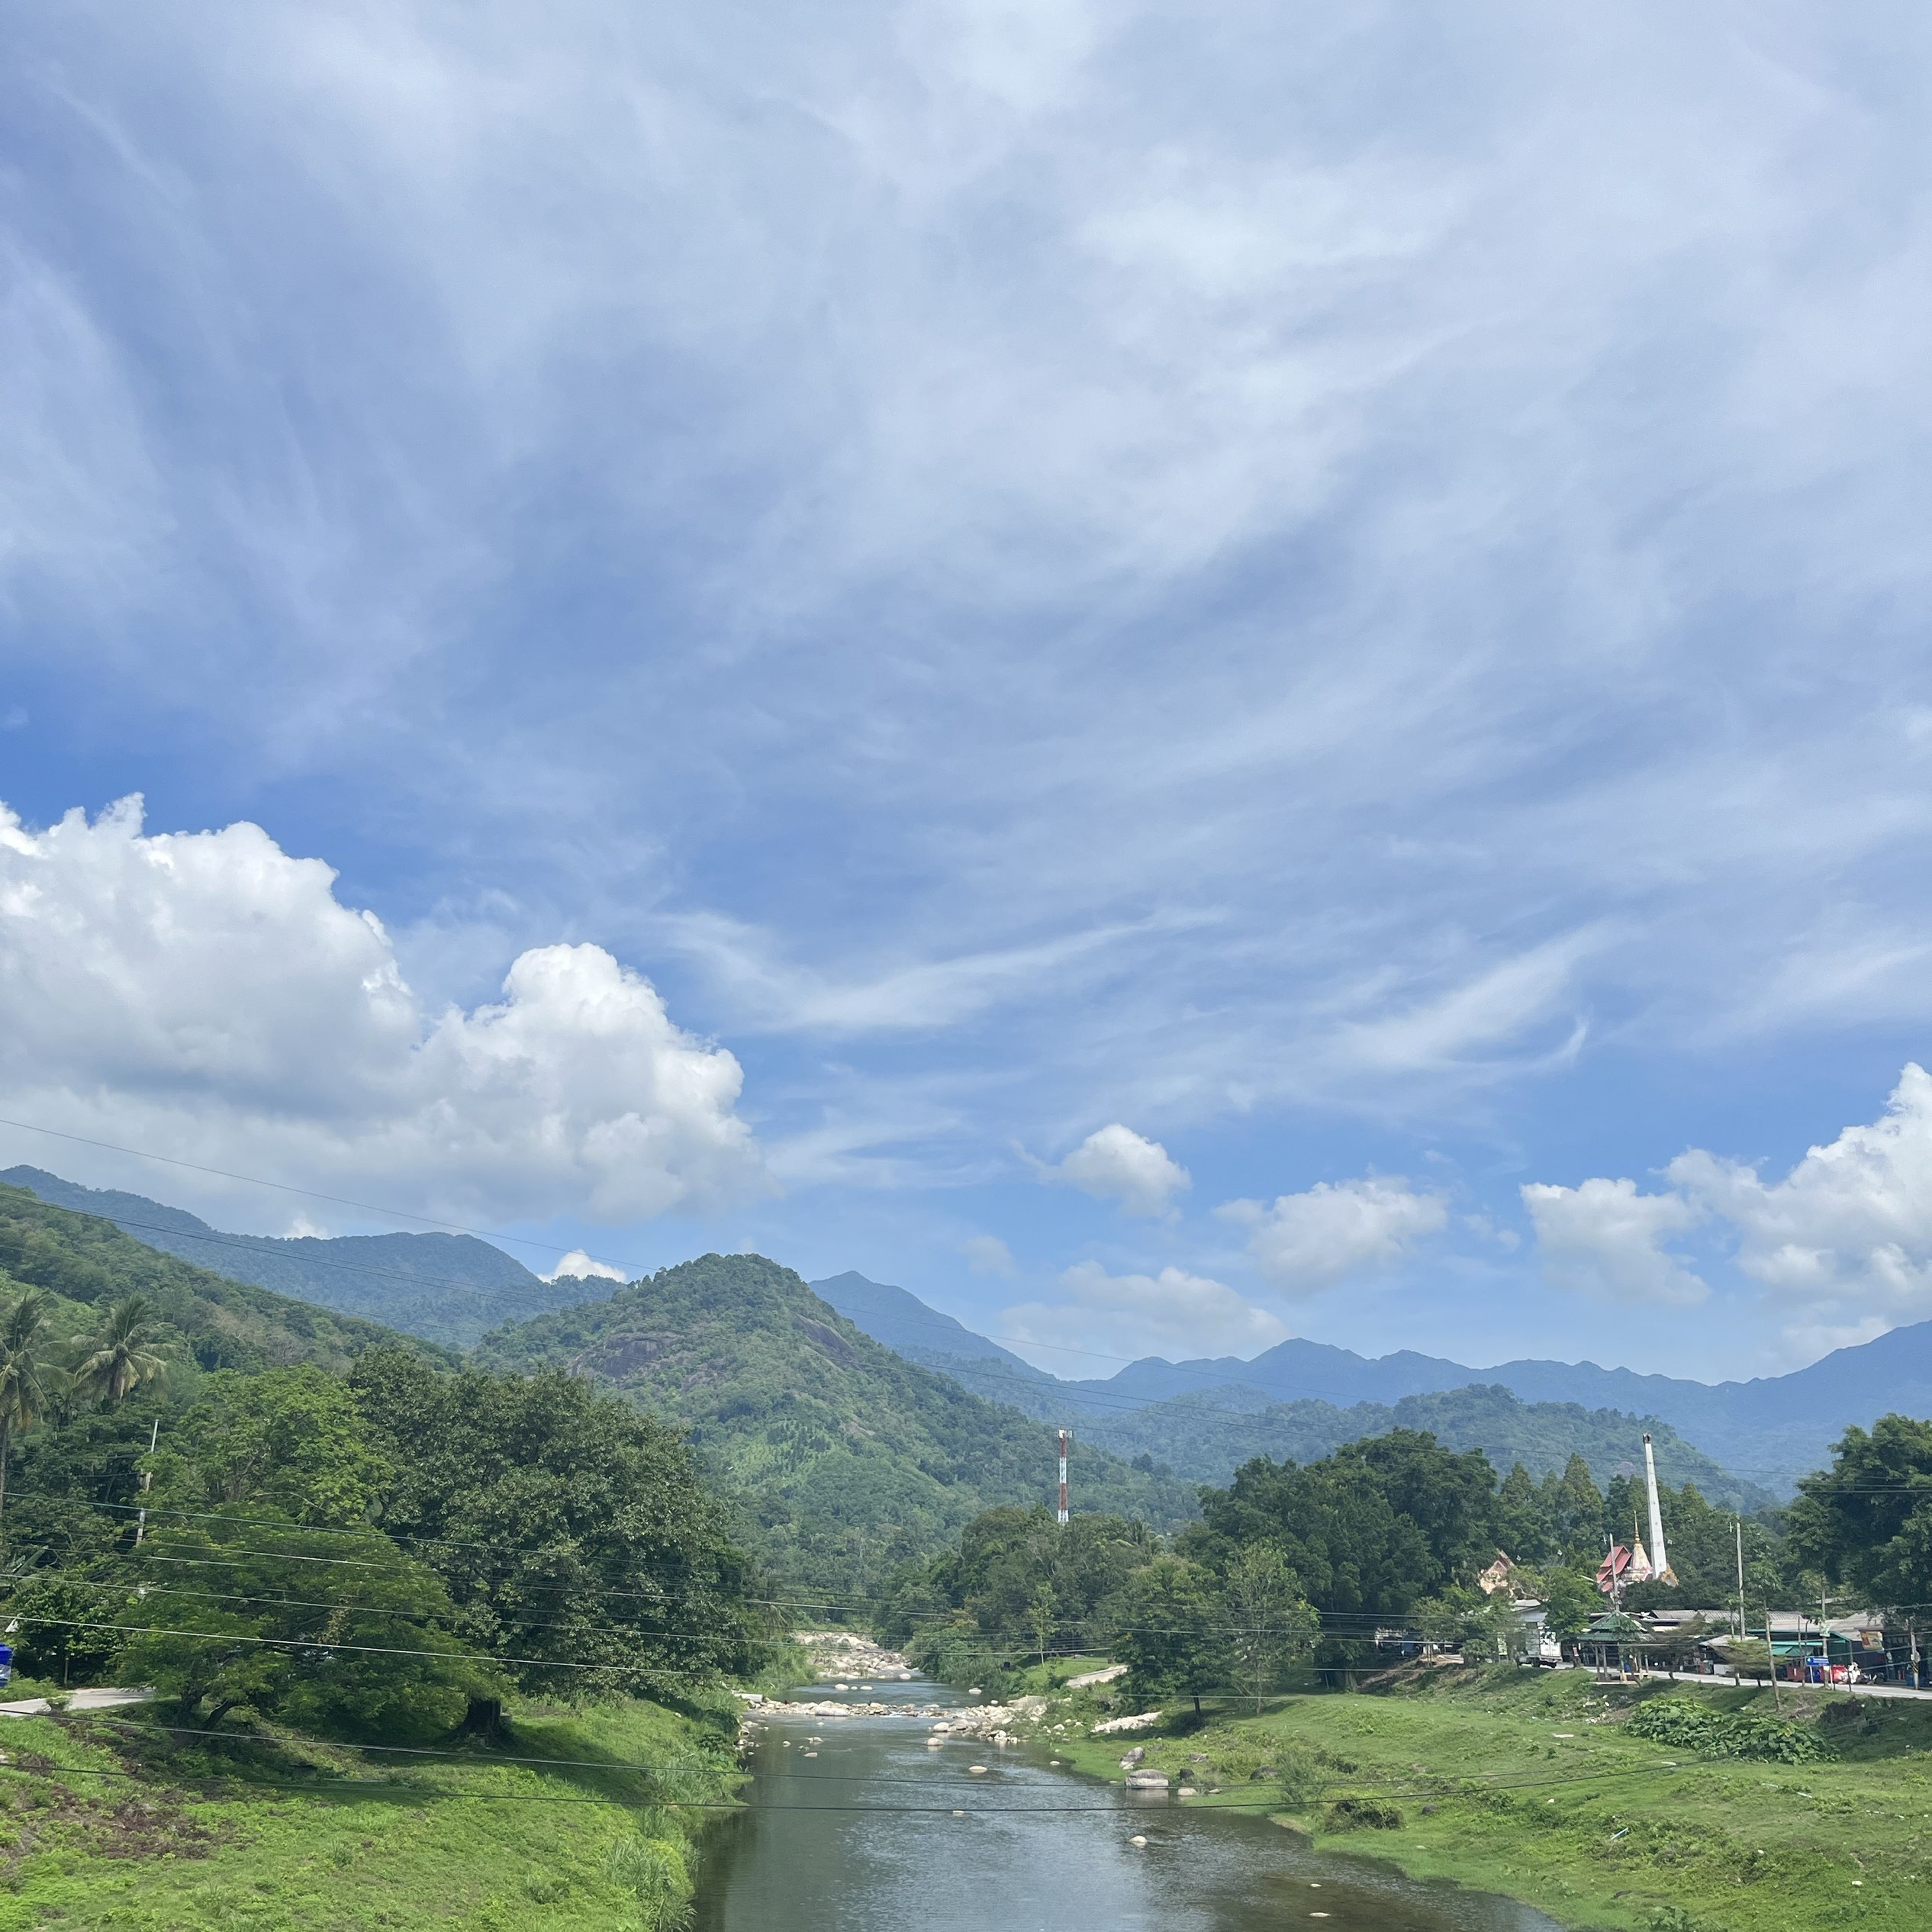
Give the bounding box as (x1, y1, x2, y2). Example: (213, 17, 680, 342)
(0, 1199, 769, 1930)
(472, 1252, 1197, 1593)
(2, 1168, 602, 1348)
(1077, 1380, 1773, 1509)
(0, 1182, 440, 1379)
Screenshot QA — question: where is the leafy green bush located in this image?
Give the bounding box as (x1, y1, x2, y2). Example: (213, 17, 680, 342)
(1627, 1696, 1835, 1763)
(1325, 1797, 1403, 1831)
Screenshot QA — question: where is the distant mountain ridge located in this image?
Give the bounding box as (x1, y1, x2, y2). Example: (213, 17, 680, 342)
(11, 1164, 1914, 1496)
(0, 1180, 437, 1376)
(810, 1272, 1932, 1491)
(1, 1168, 606, 1348)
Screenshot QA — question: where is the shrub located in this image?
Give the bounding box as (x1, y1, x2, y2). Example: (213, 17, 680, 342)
(1627, 1697, 1835, 1764)
(607, 1835, 693, 1932)
(1275, 1744, 1328, 1810)
(1325, 1797, 1403, 1831)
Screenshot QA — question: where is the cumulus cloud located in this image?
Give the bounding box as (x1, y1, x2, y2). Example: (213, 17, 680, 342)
(960, 1233, 1016, 1277)
(1668, 1063, 1932, 1317)
(0, 798, 767, 1225)
(1043, 1124, 1191, 1216)
(543, 1250, 628, 1284)
(1520, 1177, 1708, 1307)
(1002, 1260, 1289, 1367)
(1218, 1177, 1447, 1296)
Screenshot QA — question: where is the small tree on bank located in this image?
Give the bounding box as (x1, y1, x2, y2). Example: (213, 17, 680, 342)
(1115, 1557, 1232, 1718)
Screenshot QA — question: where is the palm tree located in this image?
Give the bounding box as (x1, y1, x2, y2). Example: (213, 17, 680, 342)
(71, 1296, 169, 1407)
(0, 1293, 53, 1534)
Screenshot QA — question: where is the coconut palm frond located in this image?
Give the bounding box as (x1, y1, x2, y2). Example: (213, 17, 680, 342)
(71, 1295, 169, 1406)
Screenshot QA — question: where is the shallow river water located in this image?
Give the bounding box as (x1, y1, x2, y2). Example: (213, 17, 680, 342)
(691, 1678, 1563, 1932)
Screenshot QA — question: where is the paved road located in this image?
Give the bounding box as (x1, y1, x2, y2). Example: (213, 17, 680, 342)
(1631, 1666, 1932, 1702)
(0, 1686, 153, 1717)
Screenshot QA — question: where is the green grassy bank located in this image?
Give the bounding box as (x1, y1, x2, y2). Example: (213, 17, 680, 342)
(1030, 1666, 1931, 1931)
(0, 1690, 744, 1930)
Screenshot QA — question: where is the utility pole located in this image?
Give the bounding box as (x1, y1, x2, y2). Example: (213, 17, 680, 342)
(1734, 1518, 1745, 1641)
(1056, 1429, 1070, 1525)
(133, 1418, 159, 1547)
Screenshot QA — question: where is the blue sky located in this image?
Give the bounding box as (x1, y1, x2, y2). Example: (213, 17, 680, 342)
(6, 2, 1932, 1382)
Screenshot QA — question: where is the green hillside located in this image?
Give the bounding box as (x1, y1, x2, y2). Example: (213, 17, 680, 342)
(2, 1167, 599, 1348)
(1077, 1380, 1774, 1512)
(0, 1181, 443, 1379)
(471, 1252, 1196, 1593)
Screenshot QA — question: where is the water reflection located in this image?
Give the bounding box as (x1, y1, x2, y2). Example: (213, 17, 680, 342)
(692, 1679, 1563, 1932)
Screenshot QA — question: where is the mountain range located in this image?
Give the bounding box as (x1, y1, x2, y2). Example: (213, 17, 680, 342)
(812, 1270, 1926, 1491)
(11, 1169, 1927, 1501)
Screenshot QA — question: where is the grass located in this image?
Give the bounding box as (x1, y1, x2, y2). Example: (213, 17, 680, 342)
(0, 1689, 744, 1930)
(1044, 1666, 1932, 1930)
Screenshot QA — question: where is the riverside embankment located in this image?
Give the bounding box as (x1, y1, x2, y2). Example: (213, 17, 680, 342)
(1021, 1661, 1932, 1931)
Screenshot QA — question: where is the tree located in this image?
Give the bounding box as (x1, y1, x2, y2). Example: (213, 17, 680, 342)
(71, 1296, 168, 1406)
(114, 1517, 501, 1740)
(1221, 1541, 1315, 1709)
(1788, 1415, 1932, 1610)
(1185, 1431, 1500, 1649)
(1543, 1567, 1600, 1642)
(347, 1348, 763, 1696)
(147, 1367, 392, 1526)
(1496, 1462, 1550, 1565)
(1551, 1454, 1603, 1561)
(1027, 1583, 1058, 1666)
(0, 1292, 53, 1535)
(1113, 1556, 1231, 1716)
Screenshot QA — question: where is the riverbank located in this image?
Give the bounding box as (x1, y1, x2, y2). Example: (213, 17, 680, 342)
(0, 1689, 745, 1929)
(1021, 1664, 1932, 1930)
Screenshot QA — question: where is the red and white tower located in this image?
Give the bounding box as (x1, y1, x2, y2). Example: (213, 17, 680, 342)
(1057, 1428, 1071, 1525)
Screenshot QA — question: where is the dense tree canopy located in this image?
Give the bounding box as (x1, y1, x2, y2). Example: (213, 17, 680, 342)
(349, 1348, 765, 1697)
(1788, 1415, 1932, 1610)
(1185, 1430, 1500, 1625)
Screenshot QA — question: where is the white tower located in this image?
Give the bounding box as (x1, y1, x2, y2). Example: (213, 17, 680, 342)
(1641, 1433, 1678, 1586)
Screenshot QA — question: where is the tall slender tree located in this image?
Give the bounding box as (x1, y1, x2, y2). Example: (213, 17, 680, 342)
(72, 1296, 168, 1407)
(0, 1293, 53, 1534)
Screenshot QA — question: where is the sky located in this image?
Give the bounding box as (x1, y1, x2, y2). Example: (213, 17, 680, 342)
(6, 2, 1932, 1384)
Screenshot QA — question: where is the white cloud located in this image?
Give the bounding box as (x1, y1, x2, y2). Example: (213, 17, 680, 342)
(0, 797, 768, 1226)
(543, 1249, 628, 1284)
(1043, 1123, 1191, 1216)
(1001, 1260, 1288, 1367)
(1520, 1177, 1707, 1307)
(961, 1233, 1016, 1277)
(1668, 1062, 1932, 1318)
(1219, 1177, 1447, 1296)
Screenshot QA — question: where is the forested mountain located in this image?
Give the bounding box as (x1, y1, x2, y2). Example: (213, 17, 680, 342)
(28, 1169, 1917, 1495)
(0, 1180, 440, 1377)
(1067, 1383, 1776, 1512)
(814, 1269, 1932, 1492)
(2, 1167, 602, 1347)
(473, 1253, 1196, 1595)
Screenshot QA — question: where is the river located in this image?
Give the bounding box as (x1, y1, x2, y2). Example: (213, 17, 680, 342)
(691, 1676, 1564, 1932)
